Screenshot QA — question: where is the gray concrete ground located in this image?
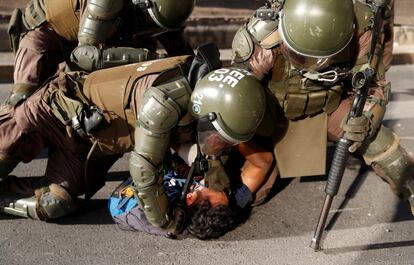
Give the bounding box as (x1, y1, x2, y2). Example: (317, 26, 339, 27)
(0, 64, 414, 265)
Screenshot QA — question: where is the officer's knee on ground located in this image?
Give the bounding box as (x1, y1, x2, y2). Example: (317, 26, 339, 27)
(2, 184, 77, 221)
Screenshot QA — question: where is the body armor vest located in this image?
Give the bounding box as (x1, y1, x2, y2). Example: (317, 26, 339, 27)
(23, 0, 84, 41)
(268, 50, 343, 120)
(82, 55, 191, 155)
(267, 2, 375, 121)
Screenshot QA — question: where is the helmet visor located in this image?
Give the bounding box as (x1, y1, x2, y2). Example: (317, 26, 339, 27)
(197, 130, 234, 157)
(197, 115, 235, 156)
(281, 42, 333, 72)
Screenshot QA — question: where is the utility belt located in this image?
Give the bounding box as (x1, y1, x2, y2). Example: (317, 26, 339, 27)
(269, 72, 345, 120)
(47, 73, 104, 141)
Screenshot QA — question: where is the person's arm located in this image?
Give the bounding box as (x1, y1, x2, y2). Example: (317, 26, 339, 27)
(70, 0, 153, 71)
(129, 75, 192, 231)
(235, 141, 273, 194)
(230, 140, 273, 208)
(343, 25, 390, 152)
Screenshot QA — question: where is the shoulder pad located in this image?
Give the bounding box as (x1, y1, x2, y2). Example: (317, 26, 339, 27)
(232, 26, 254, 63)
(87, 0, 123, 20)
(353, 0, 374, 32)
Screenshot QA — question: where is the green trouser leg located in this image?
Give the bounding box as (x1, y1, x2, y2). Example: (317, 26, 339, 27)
(363, 126, 414, 214)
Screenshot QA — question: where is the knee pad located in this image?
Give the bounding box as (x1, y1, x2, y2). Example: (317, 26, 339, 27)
(1, 184, 77, 221)
(363, 126, 414, 199)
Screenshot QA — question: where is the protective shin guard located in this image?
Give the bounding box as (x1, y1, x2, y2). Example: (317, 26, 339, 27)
(0, 184, 77, 221)
(129, 151, 169, 227)
(363, 127, 414, 214)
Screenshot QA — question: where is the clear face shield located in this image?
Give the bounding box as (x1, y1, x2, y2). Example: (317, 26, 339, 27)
(197, 114, 238, 157)
(280, 42, 333, 72)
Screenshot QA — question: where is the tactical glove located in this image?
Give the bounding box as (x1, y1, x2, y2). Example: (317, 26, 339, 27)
(164, 200, 187, 239)
(341, 114, 371, 153)
(187, 43, 222, 88)
(204, 159, 230, 192)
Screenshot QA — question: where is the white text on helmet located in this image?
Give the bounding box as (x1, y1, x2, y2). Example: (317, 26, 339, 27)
(208, 68, 249, 88)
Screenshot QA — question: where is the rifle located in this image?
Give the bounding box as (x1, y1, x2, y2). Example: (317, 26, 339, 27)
(309, 0, 391, 251)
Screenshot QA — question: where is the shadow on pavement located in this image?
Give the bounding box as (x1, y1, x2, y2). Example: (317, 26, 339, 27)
(54, 199, 114, 225)
(392, 201, 414, 222)
(322, 240, 414, 254)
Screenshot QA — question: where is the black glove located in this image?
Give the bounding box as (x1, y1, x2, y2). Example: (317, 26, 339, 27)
(187, 43, 222, 88)
(165, 200, 187, 239)
(204, 160, 230, 192)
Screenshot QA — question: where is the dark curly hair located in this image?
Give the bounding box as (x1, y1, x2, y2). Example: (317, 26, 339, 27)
(187, 201, 238, 240)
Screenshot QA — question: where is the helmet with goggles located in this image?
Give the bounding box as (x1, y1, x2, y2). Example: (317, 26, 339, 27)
(279, 0, 355, 71)
(189, 67, 266, 155)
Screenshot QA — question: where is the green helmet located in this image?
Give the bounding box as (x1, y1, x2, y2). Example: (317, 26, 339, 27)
(279, 0, 355, 71)
(232, 7, 281, 63)
(189, 67, 266, 152)
(136, 0, 195, 30)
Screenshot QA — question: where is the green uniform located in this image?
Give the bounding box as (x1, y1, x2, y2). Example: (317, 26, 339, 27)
(231, 0, 414, 214)
(0, 46, 267, 229)
(6, 0, 194, 106)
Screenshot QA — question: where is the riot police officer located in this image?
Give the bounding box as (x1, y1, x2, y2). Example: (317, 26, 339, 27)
(231, 0, 414, 214)
(0, 46, 266, 234)
(5, 0, 195, 106)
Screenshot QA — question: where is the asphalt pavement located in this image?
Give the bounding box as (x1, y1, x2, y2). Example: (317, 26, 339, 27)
(0, 64, 414, 265)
